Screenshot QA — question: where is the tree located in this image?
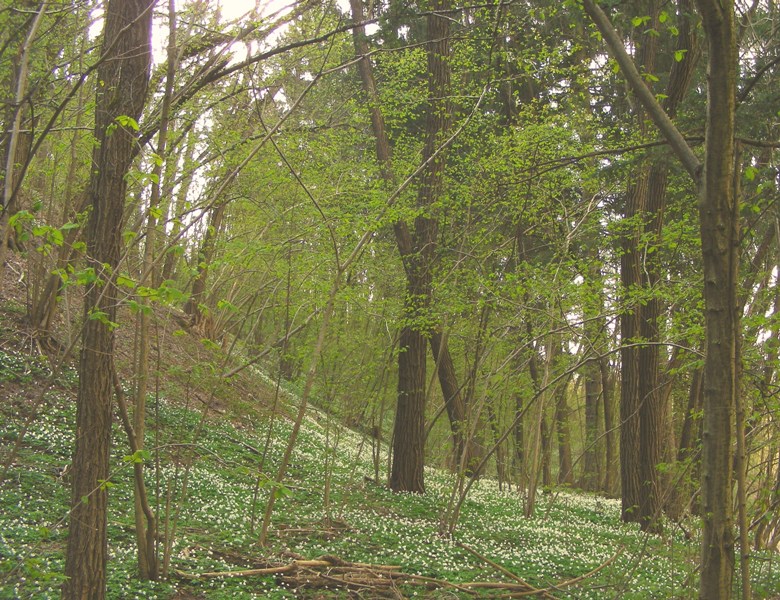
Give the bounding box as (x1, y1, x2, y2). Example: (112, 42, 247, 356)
(63, 1, 153, 598)
(582, 0, 740, 594)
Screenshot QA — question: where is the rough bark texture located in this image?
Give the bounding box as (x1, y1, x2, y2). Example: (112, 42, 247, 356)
(390, 326, 428, 492)
(636, 165, 666, 533)
(613, 0, 699, 528)
(554, 381, 574, 486)
(350, 0, 475, 473)
(694, 0, 739, 595)
(62, 2, 153, 598)
(389, 0, 452, 493)
(619, 171, 646, 522)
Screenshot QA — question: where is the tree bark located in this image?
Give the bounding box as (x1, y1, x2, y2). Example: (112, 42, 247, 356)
(694, 0, 739, 595)
(63, 1, 153, 598)
(390, 0, 452, 490)
(554, 370, 573, 486)
(349, 0, 478, 475)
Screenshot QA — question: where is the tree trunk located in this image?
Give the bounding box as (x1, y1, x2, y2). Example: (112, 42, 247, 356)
(387, 0, 452, 493)
(63, 2, 153, 598)
(554, 372, 573, 486)
(430, 330, 469, 466)
(581, 0, 737, 592)
(349, 0, 474, 473)
(694, 1, 739, 595)
(600, 355, 616, 494)
(390, 325, 428, 492)
(184, 201, 226, 338)
(0, 2, 45, 278)
(636, 163, 668, 533)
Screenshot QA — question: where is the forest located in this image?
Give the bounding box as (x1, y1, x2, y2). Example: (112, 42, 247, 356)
(1, 0, 779, 598)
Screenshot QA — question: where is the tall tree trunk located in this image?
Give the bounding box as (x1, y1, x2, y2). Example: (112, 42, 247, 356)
(619, 174, 644, 520)
(616, 0, 698, 527)
(637, 164, 667, 533)
(578, 0, 738, 592)
(63, 1, 153, 598)
(131, 0, 178, 581)
(349, 0, 477, 472)
(391, 0, 452, 491)
(694, 1, 739, 595)
(554, 368, 574, 485)
(184, 201, 226, 338)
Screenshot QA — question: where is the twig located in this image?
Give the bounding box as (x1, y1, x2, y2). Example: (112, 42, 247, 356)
(455, 541, 554, 598)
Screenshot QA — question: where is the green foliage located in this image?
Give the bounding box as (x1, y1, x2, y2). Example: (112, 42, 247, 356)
(0, 350, 50, 384)
(4, 374, 778, 599)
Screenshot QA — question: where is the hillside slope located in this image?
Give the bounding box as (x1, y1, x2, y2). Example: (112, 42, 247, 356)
(1, 277, 779, 599)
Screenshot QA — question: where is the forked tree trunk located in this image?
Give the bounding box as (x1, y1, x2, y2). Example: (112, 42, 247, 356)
(62, 2, 153, 598)
(349, 0, 480, 476)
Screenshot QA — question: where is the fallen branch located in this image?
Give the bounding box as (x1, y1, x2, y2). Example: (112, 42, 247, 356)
(174, 556, 401, 580)
(173, 547, 624, 597)
(455, 540, 554, 599)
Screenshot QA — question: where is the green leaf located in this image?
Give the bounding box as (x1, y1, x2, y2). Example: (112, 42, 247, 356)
(117, 275, 136, 288)
(74, 268, 97, 286)
(744, 165, 757, 181)
(115, 115, 140, 131)
(659, 10, 668, 23)
(97, 479, 114, 491)
(88, 309, 119, 330)
(217, 299, 238, 312)
(674, 49, 687, 62)
(123, 449, 151, 464)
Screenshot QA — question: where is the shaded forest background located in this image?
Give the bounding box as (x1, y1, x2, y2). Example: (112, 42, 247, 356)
(1, 0, 779, 598)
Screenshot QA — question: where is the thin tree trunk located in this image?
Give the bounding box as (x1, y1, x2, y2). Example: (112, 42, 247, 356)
(0, 2, 46, 281)
(131, 0, 178, 580)
(63, 2, 153, 598)
(554, 367, 574, 485)
(600, 354, 616, 494)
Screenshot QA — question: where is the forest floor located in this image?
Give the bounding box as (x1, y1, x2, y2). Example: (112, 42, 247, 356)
(1, 263, 780, 598)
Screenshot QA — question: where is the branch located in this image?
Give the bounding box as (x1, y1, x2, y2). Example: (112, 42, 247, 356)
(581, 0, 701, 181)
(737, 55, 780, 105)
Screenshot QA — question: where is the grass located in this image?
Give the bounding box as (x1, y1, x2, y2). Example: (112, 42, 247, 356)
(1, 346, 780, 599)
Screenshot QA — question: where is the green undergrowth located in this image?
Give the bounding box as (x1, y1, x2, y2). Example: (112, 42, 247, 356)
(1, 348, 779, 598)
